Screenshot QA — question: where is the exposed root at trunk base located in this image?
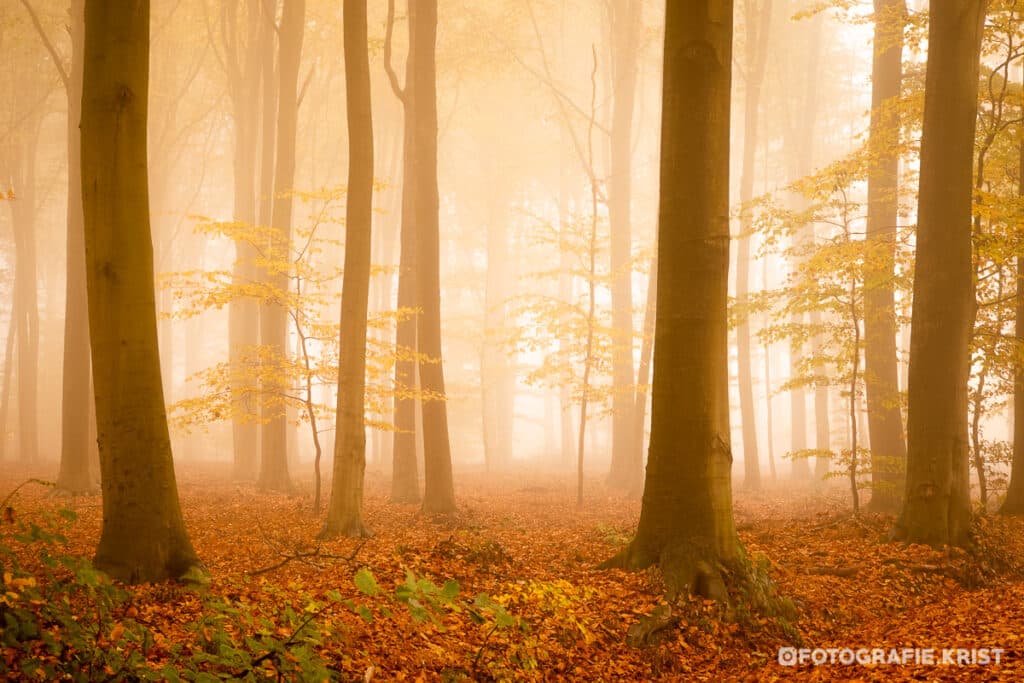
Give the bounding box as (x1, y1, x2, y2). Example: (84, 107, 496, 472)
(318, 518, 373, 541)
(600, 538, 800, 647)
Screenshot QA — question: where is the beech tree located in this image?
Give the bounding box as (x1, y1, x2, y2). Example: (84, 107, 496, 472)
(259, 0, 305, 493)
(863, 0, 907, 513)
(321, 0, 374, 538)
(894, 0, 987, 547)
(410, 0, 457, 515)
(18, 0, 94, 493)
(80, 0, 203, 583)
(604, 0, 743, 599)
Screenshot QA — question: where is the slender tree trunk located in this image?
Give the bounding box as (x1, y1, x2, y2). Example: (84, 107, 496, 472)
(258, 0, 304, 493)
(228, 0, 263, 482)
(385, 0, 421, 503)
(629, 255, 657, 498)
(57, 0, 94, 493)
(482, 180, 512, 471)
(81, 0, 203, 583)
(321, 0, 374, 539)
(410, 0, 456, 514)
(864, 0, 907, 512)
(786, 11, 822, 481)
(9, 130, 41, 464)
(893, 0, 986, 547)
(0, 298, 17, 462)
(606, 0, 640, 490)
(737, 0, 772, 491)
(1000, 129, 1024, 515)
(603, 0, 743, 601)
(558, 130, 575, 468)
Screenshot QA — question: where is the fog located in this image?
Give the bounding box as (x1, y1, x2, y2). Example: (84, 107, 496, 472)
(0, 0, 1013, 502)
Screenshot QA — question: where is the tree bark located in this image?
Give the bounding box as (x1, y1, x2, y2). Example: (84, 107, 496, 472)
(893, 0, 986, 547)
(321, 0, 374, 539)
(864, 0, 907, 513)
(81, 0, 203, 583)
(385, 0, 421, 504)
(8, 128, 41, 465)
(57, 0, 95, 494)
(410, 0, 456, 514)
(258, 0, 305, 493)
(227, 0, 263, 482)
(606, 0, 640, 491)
(1000, 98, 1024, 515)
(736, 0, 772, 491)
(603, 0, 743, 600)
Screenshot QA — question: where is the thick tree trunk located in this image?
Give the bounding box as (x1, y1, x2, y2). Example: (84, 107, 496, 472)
(57, 0, 95, 494)
(864, 0, 907, 513)
(410, 0, 456, 515)
(606, 0, 640, 491)
(258, 0, 305, 493)
(604, 0, 743, 600)
(81, 0, 202, 583)
(321, 0, 374, 539)
(736, 0, 771, 491)
(228, 0, 263, 482)
(893, 0, 985, 547)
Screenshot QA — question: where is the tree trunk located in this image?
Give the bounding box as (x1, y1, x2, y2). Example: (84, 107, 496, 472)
(386, 0, 421, 503)
(606, 0, 640, 491)
(629, 255, 657, 498)
(785, 11, 822, 481)
(603, 0, 743, 600)
(736, 0, 772, 491)
(893, 0, 985, 547)
(81, 0, 203, 583)
(0, 297, 17, 462)
(864, 0, 907, 513)
(9, 130, 41, 465)
(57, 0, 95, 494)
(321, 0, 374, 539)
(482, 180, 513, 471)
(228, 0, 263, 482)
(258, 0, 304, 494)
(410, 0, 456, 515)
(1000, 106, 1024, 515)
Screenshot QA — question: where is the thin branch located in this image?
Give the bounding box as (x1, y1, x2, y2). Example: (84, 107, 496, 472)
(18, 0, 69, 89)
(383, 0, 407, 103)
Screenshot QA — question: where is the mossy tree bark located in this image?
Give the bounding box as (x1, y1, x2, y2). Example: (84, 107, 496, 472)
(864, 0, 907, 513)
(603, 0, 743, 600)
(81, 0, 202, 583)
(893, 0, 986, 546)
(321, 0, 374, 539)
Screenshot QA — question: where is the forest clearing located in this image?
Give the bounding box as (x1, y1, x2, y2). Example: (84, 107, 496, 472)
(3, 464, 1024, 681)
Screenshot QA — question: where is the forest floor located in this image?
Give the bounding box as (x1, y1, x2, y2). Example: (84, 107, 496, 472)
(2, 461, 1024, 681)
